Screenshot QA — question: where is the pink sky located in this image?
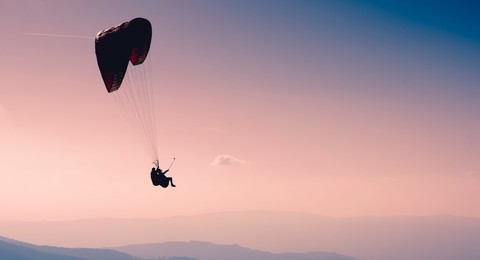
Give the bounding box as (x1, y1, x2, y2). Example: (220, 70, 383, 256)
(1, 0, 479, 222)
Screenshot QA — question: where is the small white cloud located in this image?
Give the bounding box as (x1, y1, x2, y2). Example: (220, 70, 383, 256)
(211, 154, 249, 167)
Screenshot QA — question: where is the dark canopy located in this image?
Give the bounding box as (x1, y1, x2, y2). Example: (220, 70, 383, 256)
(95, 18, 152, 93)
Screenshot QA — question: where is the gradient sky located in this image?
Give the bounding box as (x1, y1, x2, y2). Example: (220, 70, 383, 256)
(0, 0, 479, 221)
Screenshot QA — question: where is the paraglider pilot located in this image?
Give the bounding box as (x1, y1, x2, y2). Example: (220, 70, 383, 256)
(151, 160, 176, 188)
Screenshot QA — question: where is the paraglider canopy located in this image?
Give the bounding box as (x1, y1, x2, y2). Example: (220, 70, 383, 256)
(95, 17, 152, 93)
(94, 17, 158, 161)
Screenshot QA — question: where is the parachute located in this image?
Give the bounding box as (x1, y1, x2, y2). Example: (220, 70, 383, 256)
(95, 18, 158, 160)
(95, 18, 152, 93)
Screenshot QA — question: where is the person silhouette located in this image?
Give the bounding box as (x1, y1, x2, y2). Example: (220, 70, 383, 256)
(150, 161, 176, 188)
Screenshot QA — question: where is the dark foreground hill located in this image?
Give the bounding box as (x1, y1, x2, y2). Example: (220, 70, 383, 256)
(0, 239, 81, 260)
(113, 240, 357, 260)
(0, 236, 133, 260)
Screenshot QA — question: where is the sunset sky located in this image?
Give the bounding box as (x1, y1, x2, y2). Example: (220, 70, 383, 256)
(0, 0, 479, 221)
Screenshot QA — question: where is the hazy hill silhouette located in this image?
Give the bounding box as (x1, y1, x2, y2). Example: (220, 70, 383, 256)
(113, 240, 357, 260)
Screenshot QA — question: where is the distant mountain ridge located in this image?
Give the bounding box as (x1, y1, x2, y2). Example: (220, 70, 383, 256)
(0, 235, 356, 260)
(112, 240, 357, 260)
(2, 211, 480, 259)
